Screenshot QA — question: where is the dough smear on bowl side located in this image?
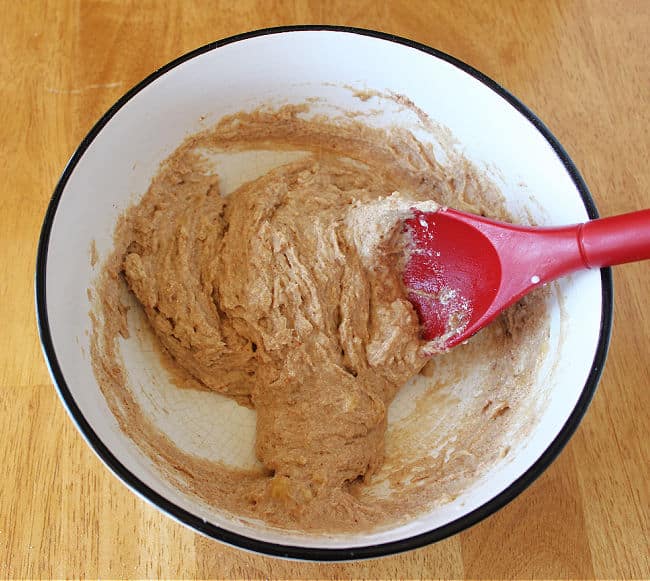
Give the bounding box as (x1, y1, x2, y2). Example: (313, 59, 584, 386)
(91, 103, 549, 532)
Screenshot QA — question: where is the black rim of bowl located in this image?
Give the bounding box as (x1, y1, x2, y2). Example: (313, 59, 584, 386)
(35, 25, 613, 561)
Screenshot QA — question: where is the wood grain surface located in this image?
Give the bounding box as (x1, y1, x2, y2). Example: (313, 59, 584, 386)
(1, 1, 648, 578)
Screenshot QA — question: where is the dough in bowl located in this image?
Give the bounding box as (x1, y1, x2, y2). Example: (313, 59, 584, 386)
(91, 103, 548, 532)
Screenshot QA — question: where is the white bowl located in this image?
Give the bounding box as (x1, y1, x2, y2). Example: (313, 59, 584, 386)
(36, 27, 612, 560)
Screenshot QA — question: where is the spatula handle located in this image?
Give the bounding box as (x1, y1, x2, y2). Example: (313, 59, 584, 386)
(580, 209, 650, 268)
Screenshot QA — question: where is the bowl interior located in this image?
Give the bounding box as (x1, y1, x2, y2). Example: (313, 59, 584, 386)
(40, 30, 604, 553)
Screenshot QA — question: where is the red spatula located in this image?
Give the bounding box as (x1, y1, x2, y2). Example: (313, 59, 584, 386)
(403, 207, 650, 351)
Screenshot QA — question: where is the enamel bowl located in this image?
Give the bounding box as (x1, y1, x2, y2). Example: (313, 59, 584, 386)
(36, 27, 611, 560)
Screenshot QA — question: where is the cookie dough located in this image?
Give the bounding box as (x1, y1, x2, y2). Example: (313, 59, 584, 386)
(92, 104, 548, 531)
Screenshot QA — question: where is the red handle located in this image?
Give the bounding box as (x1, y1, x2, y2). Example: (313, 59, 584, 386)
(580, 209, 650, 268)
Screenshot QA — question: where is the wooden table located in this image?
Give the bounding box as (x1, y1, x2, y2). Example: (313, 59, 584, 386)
(1, 1, 648, 578)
